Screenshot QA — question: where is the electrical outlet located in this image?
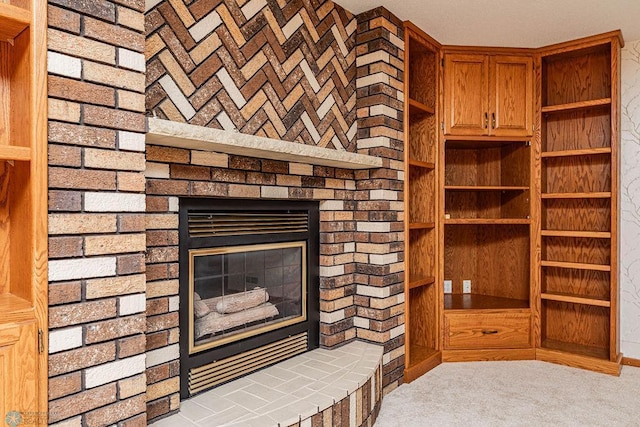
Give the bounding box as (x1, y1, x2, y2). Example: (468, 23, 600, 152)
(444, 280, 452, 294)
(463, 280, 472, 294)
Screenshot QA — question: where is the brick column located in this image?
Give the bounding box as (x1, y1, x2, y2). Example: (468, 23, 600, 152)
(46, 2, 147, 425)
(354, 7, 406, 394)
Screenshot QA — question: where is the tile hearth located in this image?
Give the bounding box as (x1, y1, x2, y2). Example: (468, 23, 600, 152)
(152, 341, 383, 427)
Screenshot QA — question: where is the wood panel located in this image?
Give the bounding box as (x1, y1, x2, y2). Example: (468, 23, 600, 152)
(409, 229, 434, 282)
(408, 167, 434, 224)
(0, 162, 8, 294)
(444, 312, 531, 349)
(443, 348, 535, 362)
(542, 236, 610, 265)
(10, 29, 30, 148)
(0, 321, 38, 420)
(8, 160, 30, 301)
(409, 37, 437, 109)
(444, 54, 489, 136)
(490, 55, 533, 137)
(444, 294, 529, 310)
(542, 268, 610, 300)
(501, 143, 530, 186)
(445, 190, 529, 219)
(542, 199, 611, 232)
(542, 300, 609, 352)
(543, 155, 610, 194)
(0, 42, 9, 146)
(475, 225, 530, 300)
(536, 347, 621, 375)
(444, 224, 529, 299)
(543, 107, 610, 152)
(410, 285, 438, 350)
(542, 45, 611, 106)
(409, 113, 437, 163)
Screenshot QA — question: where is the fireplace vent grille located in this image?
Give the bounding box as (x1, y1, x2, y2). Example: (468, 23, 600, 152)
(188, 332, 308, 396)
(188, 212, 308, 237)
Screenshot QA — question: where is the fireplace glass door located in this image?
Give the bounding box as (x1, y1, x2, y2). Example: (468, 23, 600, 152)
(189, 241, 306, 353)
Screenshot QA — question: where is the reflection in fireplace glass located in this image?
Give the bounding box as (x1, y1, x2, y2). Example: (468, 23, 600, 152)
(190, 241, 306, 353)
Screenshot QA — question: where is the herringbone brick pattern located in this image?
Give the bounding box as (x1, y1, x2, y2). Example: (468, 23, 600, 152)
(146, 0, 358, 151)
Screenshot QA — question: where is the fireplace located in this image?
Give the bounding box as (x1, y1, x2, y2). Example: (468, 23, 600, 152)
(179, 199, 320, 398)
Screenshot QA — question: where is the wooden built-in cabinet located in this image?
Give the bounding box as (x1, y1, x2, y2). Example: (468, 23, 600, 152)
(0, 0, 48, 418)
(403, 23, 442, 382)
(404, 25, 622, 381)
(535, 33, 622, 374)
(444, 52, 534, 138)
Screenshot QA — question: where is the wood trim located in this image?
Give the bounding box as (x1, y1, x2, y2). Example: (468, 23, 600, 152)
(622, 357, 640, 368)
(442, 45, 533, 55)
(32, 0, 49, 419)
(536, 348, 622, 376)
(404, 351, 441, 383)
(442, 348, 536, 362)
(531, 54, 542, 349)
(404, 21, 442, 50)
(403, 21, 412, 373)
(537, 30, 624, 56)
(610, 35, 621, 361)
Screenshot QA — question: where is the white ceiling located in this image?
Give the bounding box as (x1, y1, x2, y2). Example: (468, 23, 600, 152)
(336, 0, 640, 48)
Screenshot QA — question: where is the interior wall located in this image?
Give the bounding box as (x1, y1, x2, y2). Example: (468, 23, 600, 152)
(620, 39, 640, 359)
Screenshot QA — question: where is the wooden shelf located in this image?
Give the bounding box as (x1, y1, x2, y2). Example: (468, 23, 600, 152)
(445, 218, 531, 225)
(409, 222, 436, 230)
(445, 138, 530, 149)
(541, 260, 611, 272)
(405, 344, 440, 383)
(541, 192, 611, 199)
(541, 98, 611, 114)
(541, 147, 611, 158)
(444, 294, 529, 311)
(0, 3, 30, 41)
(445, 185, 528, 191)
(408, 158, 435, 169)
(541, 230, 611, 239)
(409, 98, 435, 116)
(541, 292, 610, 307)
(541, 338, 609, 360)
(409, 276, 435, 290)
(0, 146, 31, 162)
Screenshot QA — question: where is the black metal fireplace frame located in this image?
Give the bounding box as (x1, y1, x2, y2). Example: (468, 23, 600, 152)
(178, 198, 320, 398)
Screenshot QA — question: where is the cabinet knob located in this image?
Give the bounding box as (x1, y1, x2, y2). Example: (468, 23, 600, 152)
(484, 112, 489, 129)
(492, 112, 496, 129)
(482, 329, 499, 335)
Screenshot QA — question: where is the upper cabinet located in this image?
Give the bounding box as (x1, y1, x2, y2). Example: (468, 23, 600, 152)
(443, 52, 534, 138)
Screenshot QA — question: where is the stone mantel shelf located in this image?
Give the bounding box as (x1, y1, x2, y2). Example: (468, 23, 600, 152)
(146, 118, 384, 170)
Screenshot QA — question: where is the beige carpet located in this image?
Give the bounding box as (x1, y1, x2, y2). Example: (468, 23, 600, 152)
(375, 361, 640, 426)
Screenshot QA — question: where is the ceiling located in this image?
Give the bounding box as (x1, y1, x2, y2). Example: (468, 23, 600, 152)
(336, 0, 640, 48)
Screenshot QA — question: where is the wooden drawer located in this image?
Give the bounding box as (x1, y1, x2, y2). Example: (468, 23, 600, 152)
(444, 312, 531, 350)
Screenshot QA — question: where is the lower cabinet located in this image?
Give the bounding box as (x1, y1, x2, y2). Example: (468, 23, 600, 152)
(444, 312, 531, 350)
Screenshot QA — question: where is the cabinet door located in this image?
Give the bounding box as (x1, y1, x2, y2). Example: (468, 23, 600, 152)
(1, 321, 39, 421)
(490, 55, 533, 137)
(444, 54, 489, 136)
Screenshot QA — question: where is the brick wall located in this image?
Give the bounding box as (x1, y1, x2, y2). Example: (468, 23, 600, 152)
(46, 1, 148, 426)
(145, 0, 358, 150)
(354, 7, 406, 394)
(143, 1, 406, 422)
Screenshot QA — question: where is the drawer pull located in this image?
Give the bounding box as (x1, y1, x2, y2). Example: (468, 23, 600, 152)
(482, 329, 499, 335)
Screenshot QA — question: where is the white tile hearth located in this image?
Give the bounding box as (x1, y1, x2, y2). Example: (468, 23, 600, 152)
(151, 341, 383, 427)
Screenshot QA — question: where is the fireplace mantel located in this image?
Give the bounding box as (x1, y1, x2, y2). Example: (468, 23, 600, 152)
(146, 117, 384, 170)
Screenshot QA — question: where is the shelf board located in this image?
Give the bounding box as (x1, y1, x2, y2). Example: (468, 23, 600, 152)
(445, 138, 529, 149)
(408, 98, 435, 116)
(408, 158, 435, 170)
(541, 98, 611, 114)
(445, 185, 528, 191)
(0, 3, 30, 41)
(541, 292, 610, 307)
(541, 260, 611, 272)
(445, 218, 531, 225)
(405, 345, 440, 382)
(409, 276, 435, 290)
(0, 145, 31, 162)
(541, 338, 609, 361)
(409, 222, 436, 230)
(541, 230, 611, 239)
(0, 293, 32, 316)
(444, 294, 529, 311)
(541, 192, 611, 199)
(541, 147, 611, 158)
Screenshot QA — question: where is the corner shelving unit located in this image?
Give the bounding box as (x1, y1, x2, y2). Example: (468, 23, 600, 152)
(536, 32, 622, 374)
(403, 22, 442, 382)
(0, 0, 48, 418)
